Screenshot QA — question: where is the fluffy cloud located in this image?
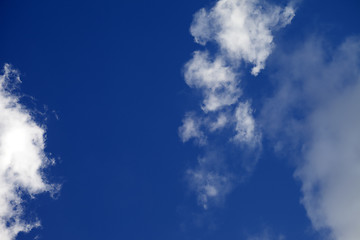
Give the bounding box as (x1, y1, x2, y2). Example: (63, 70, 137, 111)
(184, 51, 240, 112)
(262, 37, 360, 240)
(0, 64, 56, 240)
(190, 0, 294, 75)
(181, 0, 294, 209)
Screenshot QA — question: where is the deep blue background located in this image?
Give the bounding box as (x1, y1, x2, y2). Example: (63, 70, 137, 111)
(0, 0, 359, 239)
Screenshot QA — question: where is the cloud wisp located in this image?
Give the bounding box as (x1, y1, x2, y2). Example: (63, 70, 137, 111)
(246, 228, 285, 240)
(262, 37, 360, 240)
(0, 64, 56, 240)
(180, 0, 294, 209)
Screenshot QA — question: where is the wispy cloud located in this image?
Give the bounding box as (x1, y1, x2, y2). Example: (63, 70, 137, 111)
(246, 228, 285, 240)
(262, 37, 360, 240)
(233, 101, 260, 146)
(0, 64, 57, 240)
(186, 151, 233, 209)
(180, 0, 295, 209)
(179, 112, 207, 145)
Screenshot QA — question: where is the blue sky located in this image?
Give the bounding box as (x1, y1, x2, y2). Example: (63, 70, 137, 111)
(0, 0, 360, 240)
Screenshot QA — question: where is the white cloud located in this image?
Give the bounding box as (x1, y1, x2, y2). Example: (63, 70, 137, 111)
(181, 0, 295, 209)
(262, 37, 360, 240)
(184, 51, 240, 112)
(190, 0, 295, 75)
(179, 113, 207, 145)
(0, 64, 56, 240)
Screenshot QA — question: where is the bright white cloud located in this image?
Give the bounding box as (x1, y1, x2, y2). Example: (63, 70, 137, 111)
(262, 37, 360, 240)
(0, 64, 56, 240)
(190, 0, 295, 75)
